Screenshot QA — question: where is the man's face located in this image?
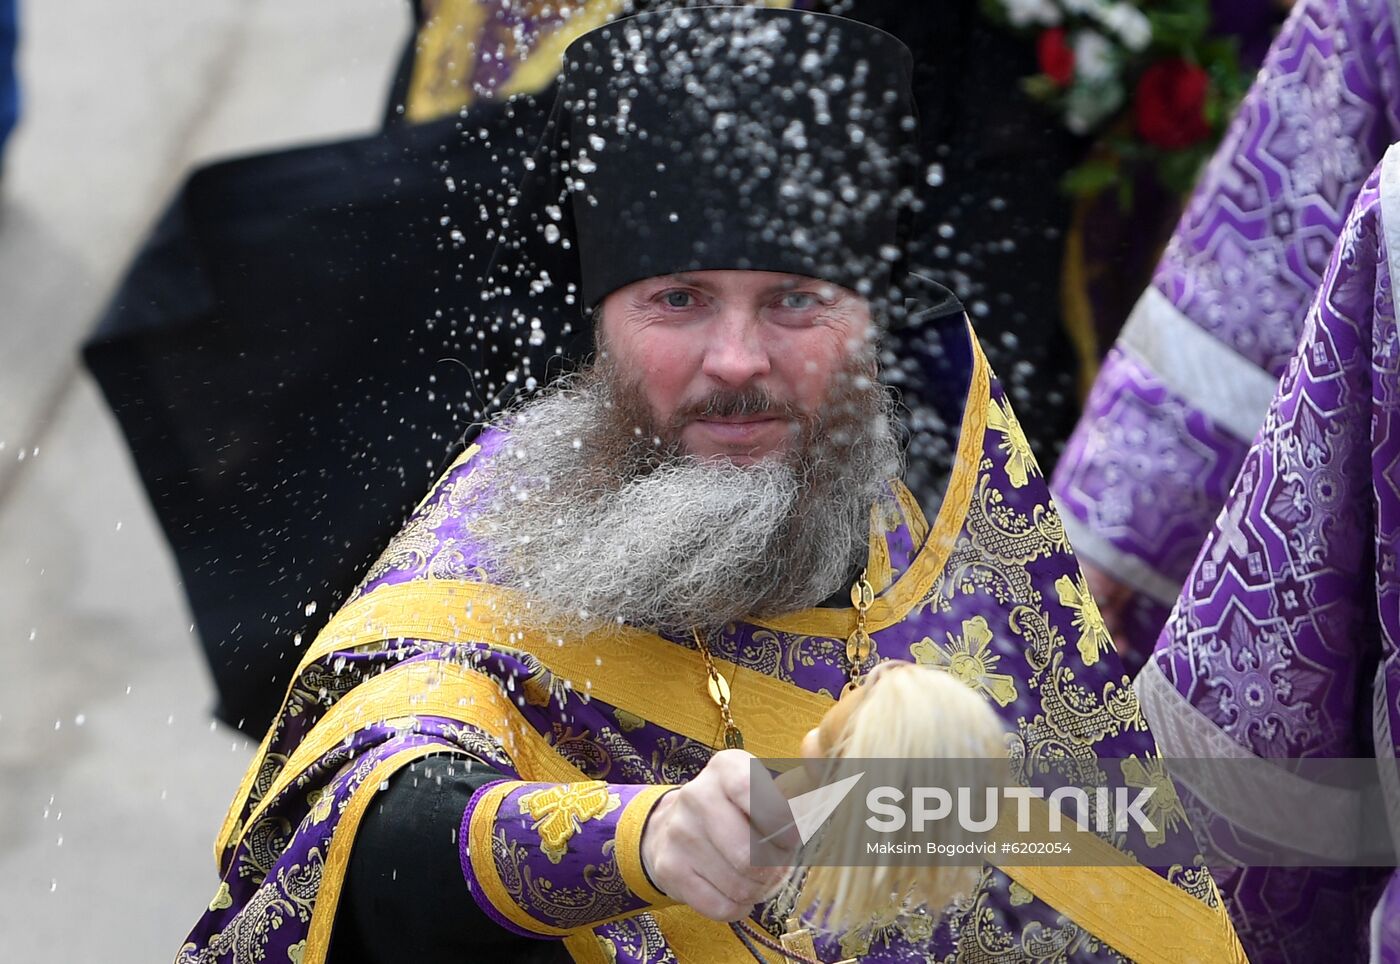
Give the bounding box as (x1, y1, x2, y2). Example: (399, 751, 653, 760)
(597, 269, 874, 464)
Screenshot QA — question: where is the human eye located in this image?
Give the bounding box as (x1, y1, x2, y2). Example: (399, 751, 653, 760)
(778, 291, 819, 310)
(658, 288, 700, 309)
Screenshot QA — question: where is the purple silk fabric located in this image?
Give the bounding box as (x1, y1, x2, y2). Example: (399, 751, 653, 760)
(1052, 0, 1400, 663)
(1147, 156, 1400, 960)
(176, 329, 1230, 962)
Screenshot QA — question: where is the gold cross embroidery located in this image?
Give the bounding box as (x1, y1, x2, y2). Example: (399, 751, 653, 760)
(518, 781, 622, 864)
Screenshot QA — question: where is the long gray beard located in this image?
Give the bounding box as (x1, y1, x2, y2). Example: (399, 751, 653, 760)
(466, 367, 903, 633)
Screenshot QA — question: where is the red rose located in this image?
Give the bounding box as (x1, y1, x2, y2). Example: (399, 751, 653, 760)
(1135, 59, 1212, 149)
(1037, 28, 1075, 87)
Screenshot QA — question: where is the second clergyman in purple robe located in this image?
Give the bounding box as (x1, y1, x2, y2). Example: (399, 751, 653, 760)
(1143, 144, 1400, 962)
(1051, 0, 1400, 665)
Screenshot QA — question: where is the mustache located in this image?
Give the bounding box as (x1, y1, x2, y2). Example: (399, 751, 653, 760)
(671, 388, 805, 424)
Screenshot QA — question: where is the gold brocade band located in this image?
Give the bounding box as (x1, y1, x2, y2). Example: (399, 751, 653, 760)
(1000, 864, 1249, 964)
(466, 781, 575, 937)
(616, 785, 678, 908)
(281, 578, 833, 761)
(303, 743, 452, 964)
(404, 0, 490, 123)
(988, 800, 1250, 964)
(244, 658, 784, 962)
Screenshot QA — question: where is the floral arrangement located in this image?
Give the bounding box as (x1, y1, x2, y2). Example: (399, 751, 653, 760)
(982, 0, 1252, 204)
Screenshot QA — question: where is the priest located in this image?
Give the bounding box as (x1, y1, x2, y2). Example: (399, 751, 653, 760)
(176, 8, 1245, 963)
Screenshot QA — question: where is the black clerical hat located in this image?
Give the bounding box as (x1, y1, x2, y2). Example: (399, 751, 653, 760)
(486, 5, 942, 364)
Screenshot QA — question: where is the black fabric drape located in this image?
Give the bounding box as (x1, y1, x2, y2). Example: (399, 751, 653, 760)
(84, 103, 547, 734)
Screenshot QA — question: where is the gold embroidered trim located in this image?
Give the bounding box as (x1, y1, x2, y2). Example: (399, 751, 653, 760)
(615, 785, 678, 907)
(408, 443, 480, 516)
(650, 905, 787, 963)
(997, 862, 1249, 964)
(215, 445, 488, 866)
(865, 499, 895, 596)
(278, 579, 833, 762)
(304, 743, 452, 964)
(893, 476, 931, 554)
(230, 661, 686, 942)
(468, 780, 574, 937)
(988, 797, 1251, 964)
(234, 662, 570, 852)
(562, 930, 619, 964)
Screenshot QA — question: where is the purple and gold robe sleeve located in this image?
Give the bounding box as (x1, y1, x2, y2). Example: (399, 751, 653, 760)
(1051, 0, 1400, 663)
(1140, 152, 1400, 961)
(459, 779, 675, 937)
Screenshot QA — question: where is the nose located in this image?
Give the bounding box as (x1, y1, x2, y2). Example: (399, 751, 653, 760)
(700, 307, 771, 387)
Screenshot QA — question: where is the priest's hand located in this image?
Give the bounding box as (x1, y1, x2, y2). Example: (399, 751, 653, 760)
(640, 749, 801, 921)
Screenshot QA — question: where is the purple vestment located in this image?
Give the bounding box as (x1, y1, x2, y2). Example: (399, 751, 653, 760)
(175, 325, 1243, 963)
(1052, 0, 1400, 664)
(1141, 149, 1400, 961)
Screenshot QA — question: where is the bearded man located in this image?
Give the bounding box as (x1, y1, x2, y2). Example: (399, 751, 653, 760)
(177, 8, 1246, 964)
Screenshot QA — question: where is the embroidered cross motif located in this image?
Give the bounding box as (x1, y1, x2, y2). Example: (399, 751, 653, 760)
(910, 615, 1018, 707)
(987, 397, 1041, 488)
(518, 781, 622, 864)
(1055, 574, 1113, 666)
(1119, 753, 1186, 849)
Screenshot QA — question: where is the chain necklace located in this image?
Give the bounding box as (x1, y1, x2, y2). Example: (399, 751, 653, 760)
(692, 569, 878, 748)
(693, 628, 745, 750)
(844, 568, 877, 693)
